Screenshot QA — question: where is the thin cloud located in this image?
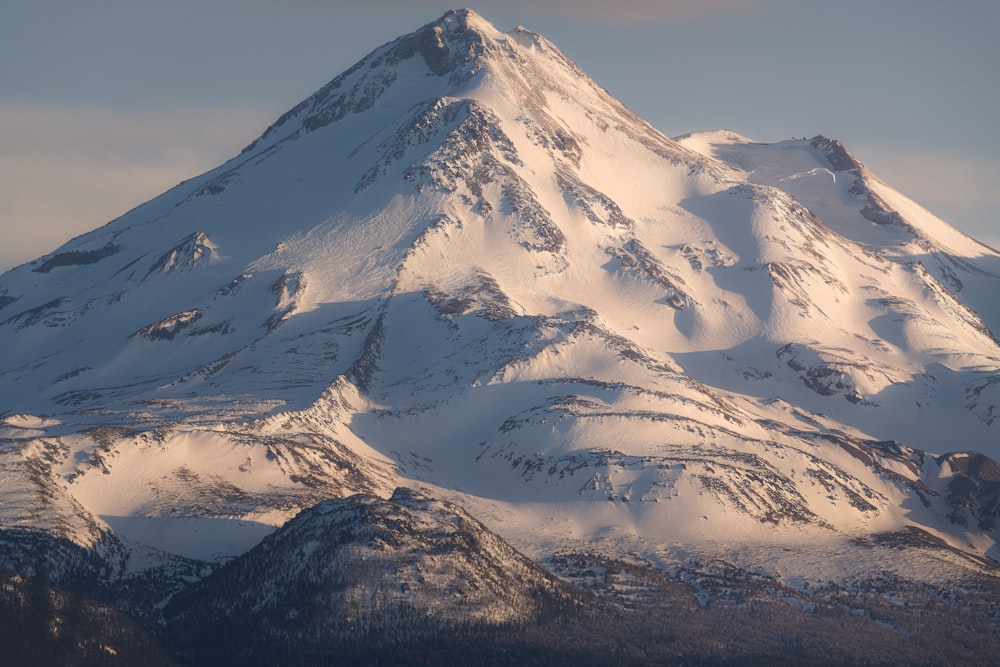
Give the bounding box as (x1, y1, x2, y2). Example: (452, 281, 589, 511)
(855, 143, 1000, 247)
(240, 0, 761, 24)
(856, 145, 1000, 209)
(487, 0, 761, 23)
(0, 102, 268, 273)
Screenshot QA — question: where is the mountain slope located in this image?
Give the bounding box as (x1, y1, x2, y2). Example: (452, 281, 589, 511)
(1, 9, 999, 662)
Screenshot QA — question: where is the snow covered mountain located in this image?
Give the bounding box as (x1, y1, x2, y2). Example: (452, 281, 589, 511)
(2, 8, 1000, 662)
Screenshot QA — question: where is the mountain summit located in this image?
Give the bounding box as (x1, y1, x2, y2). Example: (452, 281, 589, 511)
(0, 8, 716, 421)
(2, 9, 1000, 663)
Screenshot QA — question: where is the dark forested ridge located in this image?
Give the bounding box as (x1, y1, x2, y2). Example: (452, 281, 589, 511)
(0, 571, 175, 667)
(2, 497, 999, 666)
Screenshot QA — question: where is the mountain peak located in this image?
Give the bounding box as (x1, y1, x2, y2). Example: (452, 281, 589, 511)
(390, 8, 500, 77)
(809, 134, 864, 172)
(432, 7, 494, 33)
(239, 9, 547, 154)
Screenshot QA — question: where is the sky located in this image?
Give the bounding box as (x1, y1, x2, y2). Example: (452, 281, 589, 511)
(2, 0, 998, 273)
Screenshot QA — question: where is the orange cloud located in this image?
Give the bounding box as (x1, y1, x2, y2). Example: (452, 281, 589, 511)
(0, 102, 267, 273)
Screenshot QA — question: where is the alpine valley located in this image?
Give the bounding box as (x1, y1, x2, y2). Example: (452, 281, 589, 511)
(2, 9, 1000, 665)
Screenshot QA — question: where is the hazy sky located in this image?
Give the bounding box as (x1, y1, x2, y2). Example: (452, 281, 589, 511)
(2, 0, 998, 272)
